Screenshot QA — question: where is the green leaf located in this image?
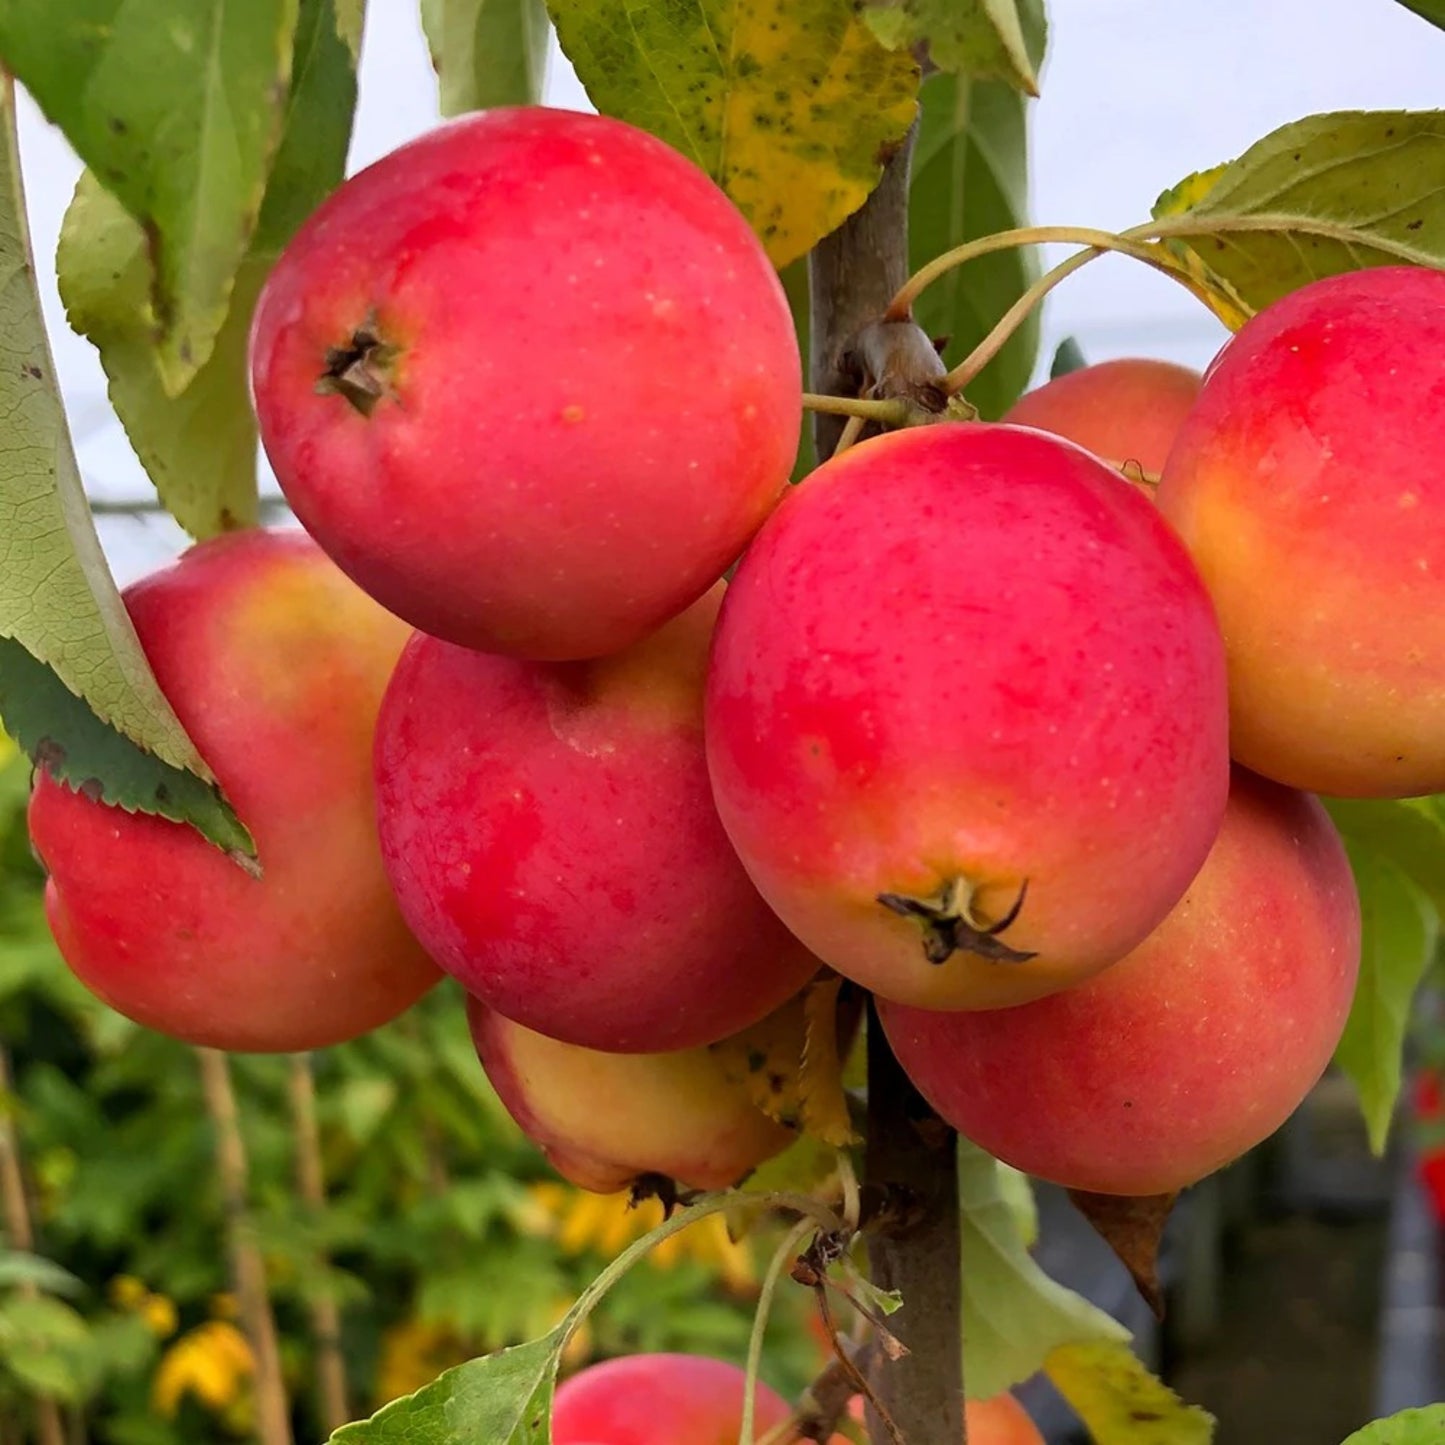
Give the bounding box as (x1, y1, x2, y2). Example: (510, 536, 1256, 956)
(57, 0, 360, 540)
(1391, 1, 1445, 29)
(909, 65, 1040, 419)
(1327, 797, 1445, 919)
(0, 0, 300, 393)
(864, 0, 1046, 96)
(0, 85, 249, 854)
(1342, 1406, 1445, 1445)
(1049, 335, 1086, 378)
(0, 1251, 83, 1297)
(546, 0, 920, 267)
(335, 0, 365, 58)
(421, 0, 550, 113)
(0, 1294, 96, 1403)
(958, 1139, 1129, 1399)
(1333, 846, 1439, 1154)
(1146, 111, 1445, 323)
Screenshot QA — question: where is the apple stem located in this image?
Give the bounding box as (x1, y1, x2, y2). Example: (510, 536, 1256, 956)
(885, 224, 1165, 323)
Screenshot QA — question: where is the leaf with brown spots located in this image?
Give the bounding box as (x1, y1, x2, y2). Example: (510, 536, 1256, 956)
(0, 82, 249, 854)
(1143, 110, 1445, 328)
(545, 0, 920, 267)
(864, 0, 1046, 96)
(1045, 1339, 1215, 1444)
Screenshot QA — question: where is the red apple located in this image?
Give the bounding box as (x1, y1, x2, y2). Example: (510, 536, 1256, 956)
(552, 1354, 842, 1445)
(469, 994, 798, 1193)
(879, 769, 1361, 1195)
(27, 529, 439, 1052)
(249, 106, 800, 662)
(374, 585, 822, 1052)
(706, 423, 1230, 1011)
(1003, 357, 1200, 474)
(1157, 265, 1445, 797)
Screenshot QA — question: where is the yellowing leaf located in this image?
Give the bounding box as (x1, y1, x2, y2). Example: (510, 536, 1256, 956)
(865, 0, 1046, 96)
(546, 0, 920, 266)
(1045, 1339, 1215, 1445)
(710, 977, 856, 1144)
(1144, 110, 1445, 326)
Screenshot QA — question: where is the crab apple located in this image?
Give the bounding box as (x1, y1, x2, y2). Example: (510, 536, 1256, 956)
(552, 1354, 846, 1445)
(26, 529, 440, 1053)
(248, 106, 800, 662)
(1002, 357, 1201, 474)
(468, 994, 803, 1193)
(1157, 265, 1445, 797)
(878, 768, 1361, 1195)
(706, 423, 1230, 1011)
(374, 584, 822, 1052)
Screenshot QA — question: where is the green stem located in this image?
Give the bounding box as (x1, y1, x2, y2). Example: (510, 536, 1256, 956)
(739, 1217, 816, 1445)
(560, 1189, 845, 1338)
(887, 225, 1166, 321)
(942, 248, 1102, 397)
(801, 393, 914, 425)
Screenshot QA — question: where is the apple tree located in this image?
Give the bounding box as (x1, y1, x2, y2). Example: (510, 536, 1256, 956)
(1, 2, 1444, 1443)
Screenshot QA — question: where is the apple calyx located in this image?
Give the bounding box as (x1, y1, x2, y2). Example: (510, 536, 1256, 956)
(317, 324, 399, 417)
(876, 876, 1035, 965)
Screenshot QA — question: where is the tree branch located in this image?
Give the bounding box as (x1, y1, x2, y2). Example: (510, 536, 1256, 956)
(863, 1004, 964, 1443)
(807, 123, 948, 460)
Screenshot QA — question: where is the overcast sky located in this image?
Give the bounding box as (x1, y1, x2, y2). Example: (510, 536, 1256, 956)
(15, 0, 1442, 581)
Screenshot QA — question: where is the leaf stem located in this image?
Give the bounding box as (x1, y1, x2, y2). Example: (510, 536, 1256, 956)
(739, 1217, 816, 1445)
(801, 393, 914, 424)
(887, 225, 1166, 321)
(943, 248, 1102, 396)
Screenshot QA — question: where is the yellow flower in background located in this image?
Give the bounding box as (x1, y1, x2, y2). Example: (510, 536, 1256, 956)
(152, 1321, 254, 1419)
(523, 1183, 757, 1293)
(109, 1275, 148, 1310)
(141, 1293, 179, 1339)
(107, 1276, 179, 1339)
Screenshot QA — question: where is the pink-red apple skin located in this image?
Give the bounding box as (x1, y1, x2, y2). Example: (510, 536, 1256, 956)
(879, 769, 1361, 1195)
(552, 1354, 846, 1445)
(468, 995, 796, 1193)
(1157, 265, 1445, 797)
(374, 585, 822, 1052)
(249, 107, 800, 662)
(1002, 357, 1201, 474)
(27, 529, 440, 1053)
(706, 423, 1230, 1011)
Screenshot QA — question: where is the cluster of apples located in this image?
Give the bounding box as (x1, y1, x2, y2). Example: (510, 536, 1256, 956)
(28, 101, 1445, 1241)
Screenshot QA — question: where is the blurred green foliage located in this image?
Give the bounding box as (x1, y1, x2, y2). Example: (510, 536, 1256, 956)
(0, 739, 822, 1442)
